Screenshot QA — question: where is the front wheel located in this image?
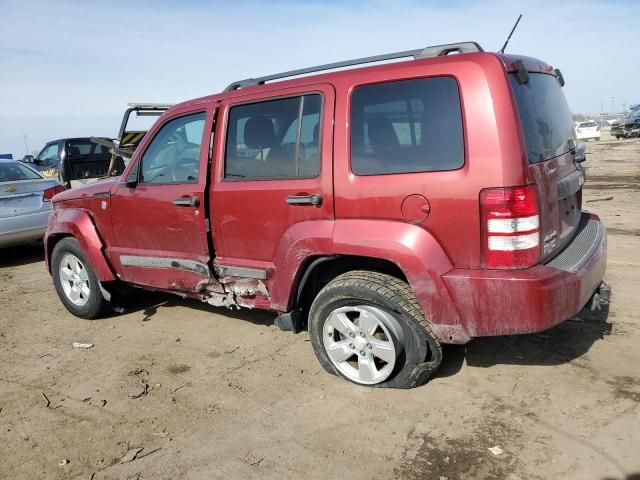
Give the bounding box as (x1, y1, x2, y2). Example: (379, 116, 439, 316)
(51, 237, 108, 319)
(308, 271, 442, 388)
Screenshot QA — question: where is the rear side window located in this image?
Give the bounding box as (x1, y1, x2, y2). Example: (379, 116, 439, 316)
(509, 73, 574, 164)
(68, 141, 110, 157)
(224, 94, 322, 180)
(350, 77, 464, 175)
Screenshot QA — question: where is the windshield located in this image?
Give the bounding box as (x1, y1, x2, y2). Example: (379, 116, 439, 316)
(0, 162, 43, 182)
(509, 73, 574, 164)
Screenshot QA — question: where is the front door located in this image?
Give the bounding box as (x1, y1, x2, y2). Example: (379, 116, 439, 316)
(108, 107, 215, 291)
(210, 84, 335, 306)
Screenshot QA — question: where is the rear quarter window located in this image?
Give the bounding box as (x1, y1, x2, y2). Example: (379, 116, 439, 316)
(350, 77, 464, 175)
(509, 73, 574, 164)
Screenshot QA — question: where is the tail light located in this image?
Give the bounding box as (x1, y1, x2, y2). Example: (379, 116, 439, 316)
(480, 185, 540, 269)
(43, 185, 65, 201)
(596, 126, 600, 131)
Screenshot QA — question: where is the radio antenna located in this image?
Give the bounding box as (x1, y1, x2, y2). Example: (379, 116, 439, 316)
(499, 14, 523, 54)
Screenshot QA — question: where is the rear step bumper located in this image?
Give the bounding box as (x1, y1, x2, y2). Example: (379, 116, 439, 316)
(442, 212, 607, 340)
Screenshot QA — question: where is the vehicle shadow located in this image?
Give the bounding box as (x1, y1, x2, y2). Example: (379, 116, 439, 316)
(436, 307, 612, 378)
(110, 287, 277, 327)
(0, 241, 45, 267)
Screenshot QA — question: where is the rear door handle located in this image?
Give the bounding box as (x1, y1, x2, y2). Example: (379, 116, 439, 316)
(286, 194, 322, 206)
(172, 196, 200, 207)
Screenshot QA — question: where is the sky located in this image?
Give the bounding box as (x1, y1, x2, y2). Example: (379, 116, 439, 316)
(1, 0, 639, 157)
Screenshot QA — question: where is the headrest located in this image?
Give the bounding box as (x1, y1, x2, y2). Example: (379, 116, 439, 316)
(368, 115, 399, 149)
(244, 116, 275, 149)
(68, 146, 80, 155)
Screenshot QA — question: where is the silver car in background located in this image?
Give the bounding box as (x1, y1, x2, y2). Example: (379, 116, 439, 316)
(0, 160, 64, 248)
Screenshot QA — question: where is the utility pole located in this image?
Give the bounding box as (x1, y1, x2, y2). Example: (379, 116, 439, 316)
(610, 96, 615, 115)
(22, 134, 29, 154)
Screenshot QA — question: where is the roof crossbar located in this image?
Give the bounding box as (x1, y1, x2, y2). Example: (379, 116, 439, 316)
(224, 41, 483, 92)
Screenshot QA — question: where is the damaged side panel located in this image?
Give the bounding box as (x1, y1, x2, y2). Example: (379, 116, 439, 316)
(203, 276, 271, 310)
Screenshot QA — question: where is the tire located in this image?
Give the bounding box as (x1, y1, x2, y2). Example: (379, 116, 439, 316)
(308, 271, 442, 389)
(51, 237, 108, 319)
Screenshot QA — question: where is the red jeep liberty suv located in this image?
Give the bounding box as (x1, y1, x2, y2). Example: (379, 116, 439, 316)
(45, 42, 608, 388)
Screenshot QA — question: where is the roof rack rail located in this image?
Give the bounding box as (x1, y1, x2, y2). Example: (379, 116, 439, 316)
(224, 41, 483, 92)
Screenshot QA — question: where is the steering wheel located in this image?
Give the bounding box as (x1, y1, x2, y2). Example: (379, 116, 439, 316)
(171, 156, 199, 182)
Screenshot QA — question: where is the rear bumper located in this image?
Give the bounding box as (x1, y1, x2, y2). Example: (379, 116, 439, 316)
(442, 212, 607, 339)
(0, 210, 51, 247)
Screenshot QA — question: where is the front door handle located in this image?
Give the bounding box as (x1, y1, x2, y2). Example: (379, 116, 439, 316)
(286, 194, 322, 206)
(172, 196, 200, 207)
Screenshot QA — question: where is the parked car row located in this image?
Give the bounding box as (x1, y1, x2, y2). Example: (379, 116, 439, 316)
(2, 104, 171, 249)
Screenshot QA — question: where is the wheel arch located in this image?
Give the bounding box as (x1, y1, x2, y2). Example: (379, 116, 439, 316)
(45, 208, 116, 282)
(291, 254, 408, 313)
(274, 219, 464, 339)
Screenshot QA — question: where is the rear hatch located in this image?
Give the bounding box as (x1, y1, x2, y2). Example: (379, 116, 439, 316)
(509, 71, 582, 262)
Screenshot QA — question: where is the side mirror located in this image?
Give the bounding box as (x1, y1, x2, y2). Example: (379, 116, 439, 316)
(22, 155, 35, 163)
(574, 144, 587, 163)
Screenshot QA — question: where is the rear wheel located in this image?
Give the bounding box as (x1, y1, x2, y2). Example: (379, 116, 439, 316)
(51, 237, 108, 319)
(308, 271, 442, 388)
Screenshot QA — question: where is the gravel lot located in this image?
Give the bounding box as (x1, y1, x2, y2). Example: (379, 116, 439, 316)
(1, 134, 639, 480)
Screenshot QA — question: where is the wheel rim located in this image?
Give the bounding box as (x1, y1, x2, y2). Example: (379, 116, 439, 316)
(58, 253, 90, 307)
(322, 305, 404, 385)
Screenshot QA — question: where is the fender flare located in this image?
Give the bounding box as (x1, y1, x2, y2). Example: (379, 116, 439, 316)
(270, 219, 464, 340)
(45, 208, 116, 282)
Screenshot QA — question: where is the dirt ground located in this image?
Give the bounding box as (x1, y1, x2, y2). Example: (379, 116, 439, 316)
(1, 134, 639, 480)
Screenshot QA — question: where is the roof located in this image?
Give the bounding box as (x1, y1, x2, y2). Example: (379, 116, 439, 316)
(166, 48, 552, 115)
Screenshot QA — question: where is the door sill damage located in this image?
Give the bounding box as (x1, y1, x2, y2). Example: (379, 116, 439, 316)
(202, 276, 270, 310)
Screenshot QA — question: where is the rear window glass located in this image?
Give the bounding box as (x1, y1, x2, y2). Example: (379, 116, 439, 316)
(510, 73, 573, 164)
(578, 122, 597, 128)
(350, 77, 464, 175)
(0, 162, 43, 181)
(68, 141, 110, 157)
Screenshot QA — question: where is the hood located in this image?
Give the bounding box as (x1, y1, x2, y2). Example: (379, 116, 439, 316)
(52, 177, 118, 203)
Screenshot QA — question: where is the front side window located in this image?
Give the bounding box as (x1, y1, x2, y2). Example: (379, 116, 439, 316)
(224, 94, 322, 180)
(351, 77, 464, 175)
(140, 112, 206, 184)
(38, 144, 59, 167)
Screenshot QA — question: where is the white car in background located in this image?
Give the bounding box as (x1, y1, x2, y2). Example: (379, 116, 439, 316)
(574, 121, 600, 141)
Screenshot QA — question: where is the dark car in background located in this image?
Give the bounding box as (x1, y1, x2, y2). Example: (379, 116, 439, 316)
(610, 106, 640, 139)
(33, 138, 125, 189)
